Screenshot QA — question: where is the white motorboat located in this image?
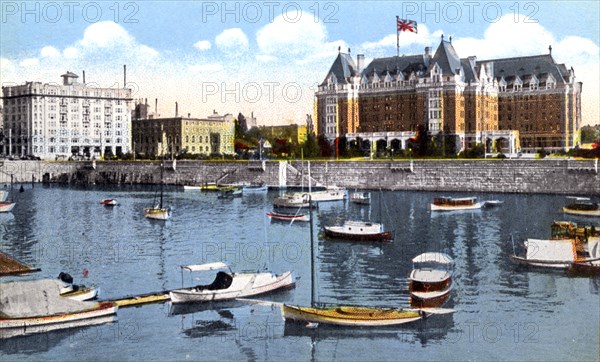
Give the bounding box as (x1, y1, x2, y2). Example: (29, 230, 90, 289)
(430, 196, 483, 211)
(169, 262, 295, 304)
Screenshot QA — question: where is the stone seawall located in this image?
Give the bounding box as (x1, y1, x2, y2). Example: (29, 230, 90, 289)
(1, 159, 598, 195)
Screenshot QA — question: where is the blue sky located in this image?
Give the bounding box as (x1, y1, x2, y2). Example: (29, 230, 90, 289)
(1, 1, 599, 125)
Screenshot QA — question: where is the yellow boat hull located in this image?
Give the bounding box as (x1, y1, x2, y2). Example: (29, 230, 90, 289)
(281, 304, 423, 326)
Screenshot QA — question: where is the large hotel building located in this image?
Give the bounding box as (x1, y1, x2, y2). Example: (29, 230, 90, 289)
(315, 36, 582, 154)
(2, 71, 132, 159)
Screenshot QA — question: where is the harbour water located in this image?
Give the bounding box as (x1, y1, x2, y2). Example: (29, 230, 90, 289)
(0, 185, 598, 361)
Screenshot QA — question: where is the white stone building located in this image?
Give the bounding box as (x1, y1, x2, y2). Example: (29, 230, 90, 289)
(2, 71, 132, 160)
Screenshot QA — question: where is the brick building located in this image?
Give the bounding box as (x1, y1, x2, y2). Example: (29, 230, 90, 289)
(315, 36, 582, 154)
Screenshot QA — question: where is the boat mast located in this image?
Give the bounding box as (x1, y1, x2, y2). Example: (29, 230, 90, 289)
(308, 195, 315, 307)
(159, 156, 164, 209)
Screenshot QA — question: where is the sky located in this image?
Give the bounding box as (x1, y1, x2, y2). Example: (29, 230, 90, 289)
(1, 1, 599, 126)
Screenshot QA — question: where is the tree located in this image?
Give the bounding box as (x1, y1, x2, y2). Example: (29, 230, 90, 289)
(580, 126, 599, 144)
(302, 133, 319, 158)
(415, 124, 429, 157)
(237, 113, 248, 134)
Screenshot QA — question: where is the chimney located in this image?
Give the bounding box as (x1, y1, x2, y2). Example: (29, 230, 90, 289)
(357, 54, 365, 72)
(188, 113, 191, 118)
(549, 45, 552, 55)
(424, 47, 431, 56)
(123, 65, 126, 87)
(155, 98, 158, 116)
(82, 70, 86, 84)
(175, 102, 178, 117)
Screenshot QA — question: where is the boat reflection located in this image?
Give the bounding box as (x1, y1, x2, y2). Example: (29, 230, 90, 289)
(283, 312, 455, 346)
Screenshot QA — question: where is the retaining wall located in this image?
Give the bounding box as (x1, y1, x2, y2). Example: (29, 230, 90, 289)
(1, 159, 598, 195)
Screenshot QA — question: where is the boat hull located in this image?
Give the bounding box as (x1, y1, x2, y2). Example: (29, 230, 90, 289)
(0, 303, 117, 330)
(562, 207, 600, 217)
(410, 289, 451, 308)
(267, 213, 309, 222)
(430, 202, 483, 211)
(281, 305, 424, 327)
(144, 207, 170, 220)
(100, 199, 118, 206)
(169, 271, 294, 304)
(61, 287, 98, 301)
(509, 255, 570, 269)
(568, 261, 600, 276)
(323, 227, 393, 242)
(0, 202, 15, 213)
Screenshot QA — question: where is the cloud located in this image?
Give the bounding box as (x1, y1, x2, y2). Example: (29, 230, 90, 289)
(63, 47, 79, 59)
(189, 63, 223, 73)
(40, 46, 61, 58)
(215, 28, 249, 52)
(19, 58, 39, 68)
(451, 15, 555, 59)
(194, 40, 212, 51)
(79, 21, 134, 48)
(256, 12, 346, 64)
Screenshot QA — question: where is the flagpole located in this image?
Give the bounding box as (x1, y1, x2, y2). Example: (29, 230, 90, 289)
(396, 16, 400, 57)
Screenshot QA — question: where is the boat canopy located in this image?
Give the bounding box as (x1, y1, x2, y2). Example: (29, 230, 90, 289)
(525, 239, 575, 262)
(182, 262, 228, 272)
(412, 252, 454, 265)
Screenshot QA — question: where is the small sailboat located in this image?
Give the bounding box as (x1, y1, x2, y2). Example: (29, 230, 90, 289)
(280, 196, 452, 327)
(144, 157, 170, 220)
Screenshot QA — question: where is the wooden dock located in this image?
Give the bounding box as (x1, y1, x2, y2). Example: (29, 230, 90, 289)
(0, 251, 40, 276)
(104, 291, 170, 308)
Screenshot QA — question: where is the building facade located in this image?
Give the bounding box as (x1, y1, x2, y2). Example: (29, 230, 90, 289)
(1, 72, 132, 159)
(132, 110, 235, 157)
(316, 37, 582, 154)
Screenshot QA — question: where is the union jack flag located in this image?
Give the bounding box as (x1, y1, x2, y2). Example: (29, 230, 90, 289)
(397, 18, 418, 33)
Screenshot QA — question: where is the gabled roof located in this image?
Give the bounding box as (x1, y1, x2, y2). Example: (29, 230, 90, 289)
(460, 58, 477, 82)
(478, 54, 568, 84)
(427, 40, 462, 75)
(320, 52, 359, 86)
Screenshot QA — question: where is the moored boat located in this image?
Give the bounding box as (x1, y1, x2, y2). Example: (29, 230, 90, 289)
(0, 279, 117, 337)
(144, 156, 170, 220)
(563, 201, 600, 217)
(323, 221, 393, 242)
(281, 305, 425, 327)
(510, 237, 600, 270)
(350, 191, 371, 205)
(267, 211, 309, 222)
(218, 187, 242, 199)
(430, 196, 483, 211)
(100, 199, 118, 206)
(169, 262, 295, 304)
(0, 201, 15, 213)
(273, 193, 310, 209)
(409, 253, 453, 308)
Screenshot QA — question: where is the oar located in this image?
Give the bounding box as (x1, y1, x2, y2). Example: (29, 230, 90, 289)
(408, 307, 457, 315)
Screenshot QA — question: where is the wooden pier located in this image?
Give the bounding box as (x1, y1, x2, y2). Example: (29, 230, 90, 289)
(0, 251, 40, 276)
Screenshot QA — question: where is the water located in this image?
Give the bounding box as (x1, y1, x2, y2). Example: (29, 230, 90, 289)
(1, 185, 598, 361)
